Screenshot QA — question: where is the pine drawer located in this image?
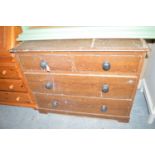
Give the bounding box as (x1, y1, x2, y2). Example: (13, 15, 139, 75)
(0, 79, 27, 92)
(0, 91, 32, 104)
(0, 64, 21, 79)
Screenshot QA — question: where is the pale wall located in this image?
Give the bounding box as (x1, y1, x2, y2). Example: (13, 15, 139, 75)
(144, 43, 155, 108)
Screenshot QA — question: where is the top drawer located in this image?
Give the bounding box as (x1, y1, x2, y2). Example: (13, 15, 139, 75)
(17, 52, 144, 75)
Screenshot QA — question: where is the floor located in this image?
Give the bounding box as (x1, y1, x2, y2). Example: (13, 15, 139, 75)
(0, 90, 155, 129)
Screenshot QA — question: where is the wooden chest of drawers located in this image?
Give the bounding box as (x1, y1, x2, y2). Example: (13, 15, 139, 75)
(0, 26, 36, 108)
(0, 53, 36, 108)
(12, 39, 148, 122)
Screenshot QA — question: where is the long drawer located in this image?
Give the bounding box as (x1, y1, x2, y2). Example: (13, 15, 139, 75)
(17, 52, 143, 75)
(35, 93, 131, 117)
(25, 73, 137, 99)
(0, 91, 32, 104)
(0, 79, 27, 92)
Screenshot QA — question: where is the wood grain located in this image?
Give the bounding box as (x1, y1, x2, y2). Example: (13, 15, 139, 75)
(0, 26, 37, 108)
(0, 91, 32, 104)
(18, 52, 144, 75)
(0, 26, 22, 52)
(19, 54, 72, 72)
(0, 56, 15, 63)
(12, 39, 148, 122)
(35, 93, 131, 117)
(38, 107, 130, 122)
(74, 54, 142, 75)
(0, 64, 21, 79)
(25, 73, 137, 99)
(0, 79, 27, 92)
(11, 39, 149, 52)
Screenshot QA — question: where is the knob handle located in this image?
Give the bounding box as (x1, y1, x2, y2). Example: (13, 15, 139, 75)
(2, 70, 7, 75)
(102, 84, 109, 93)
(51, 100, 59, 108)
(9, 84, 14, 90)
(102, 61, 111, 71)
(40, 60, 50, 72)
(100, 105, 108, 112)
(16, 97, 20, 102)
(45, 82, 53, 89)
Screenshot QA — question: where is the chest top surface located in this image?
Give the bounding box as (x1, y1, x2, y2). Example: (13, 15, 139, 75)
(11, 39, 149, 52)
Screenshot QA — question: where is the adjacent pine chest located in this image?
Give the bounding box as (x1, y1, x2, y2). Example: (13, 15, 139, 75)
(0, 26, 35, 108)
(12, 39, 149, 122)
(0, 53, 35, 108)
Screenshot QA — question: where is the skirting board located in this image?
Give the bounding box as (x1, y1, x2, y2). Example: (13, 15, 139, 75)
(141, 79, 155, 124)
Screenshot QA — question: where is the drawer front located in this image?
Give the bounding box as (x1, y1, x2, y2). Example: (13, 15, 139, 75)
(26, 74, 137, 99)
(18, 53, 142, 75)
(18, 54, 72, 72)
(0, 65, 21, 79)
(0, 56, 15, 64)
(74, 54, 142, 74)
(0, 79, 27, 92)
(0, 91, 32, 104)
(35, 93, 131, 116)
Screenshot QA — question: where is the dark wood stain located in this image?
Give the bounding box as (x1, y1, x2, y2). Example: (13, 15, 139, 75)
(7, 38, 150, 122)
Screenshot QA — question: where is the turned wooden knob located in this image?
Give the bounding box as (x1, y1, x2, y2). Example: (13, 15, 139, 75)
(100, 105, 108, 112)
(45, 82, 53, 89)
(40, 60, 50, 72)
(51, 100, 59, 108)
(9, 84, 14, 90)
(102, 84, 109, 93)
(16, 97, 20, 101)
(2, 70, 7, 75)
(102, 61, 111, 71)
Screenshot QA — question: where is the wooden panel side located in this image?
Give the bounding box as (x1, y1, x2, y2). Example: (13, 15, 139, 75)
(13, 54, 38, 107)
(0, 26, 22, 52)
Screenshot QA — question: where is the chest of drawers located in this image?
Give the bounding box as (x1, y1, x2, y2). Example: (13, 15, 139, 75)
(0, 53, 36, 108)
(12, 39, 148, 122)
(0, 26, 36, 108)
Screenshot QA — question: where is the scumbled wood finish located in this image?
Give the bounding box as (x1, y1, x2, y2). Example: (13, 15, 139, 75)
(12, 39, 148, 122)
(35, 93, 132, 119)
(12, 39, 148, 52)
(0, 26, 22, 53)
(25, 73, 137, 99)
(0, 26, 36, 108)
(18, 52, 143, 75)
(0, 64, 21, 79)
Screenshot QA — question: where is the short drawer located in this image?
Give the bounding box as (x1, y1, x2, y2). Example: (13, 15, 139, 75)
(0, 91, 32, 104)
(35, 93, 131, 117)
(0, 64, 21, 79)
(74, 54, 142, 75)
(0, 56, 15, 64)
(18, 54, 72, 72)
(26, 74, 137, 99)
(0, 79, 27, 92)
